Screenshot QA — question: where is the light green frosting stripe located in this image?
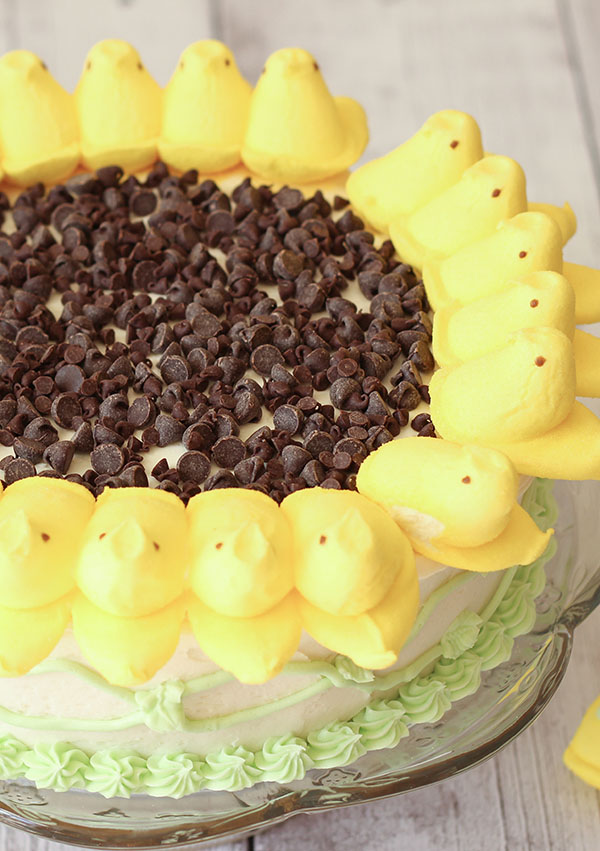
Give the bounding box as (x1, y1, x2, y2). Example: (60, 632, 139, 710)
(0, 479, 555, 798)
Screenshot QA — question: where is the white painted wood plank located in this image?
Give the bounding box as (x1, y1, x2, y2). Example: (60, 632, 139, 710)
(0, 822, 248, 851)
(5, 0, 214, 90)
(220, 0, 600, 265)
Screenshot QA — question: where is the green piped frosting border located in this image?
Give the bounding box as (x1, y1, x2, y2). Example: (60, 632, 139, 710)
(0, 479, 556, 798)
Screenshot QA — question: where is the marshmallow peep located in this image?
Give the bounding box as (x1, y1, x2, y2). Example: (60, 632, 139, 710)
(423, 211, 563, 312)
(356, 438, 551, 572)
(430, 327, 600, 479)
(528, 201, 577, 244)
(187, 592, 301, 684)
(0, 51, 79, 185)
(72, 593, 185, 687)
(76, 488, 187, 617)
(0, 594, 73, 677)
(346, 110, 483, 233)
(281, 489, 418, 670)
(0, 478, 94, 609)
(241, 48, 367, 183)
(186, 490, 299, 683)
(159, 41, 251, 173)
(187, 489, 293, 617)
(563, 261, 600, 324)
(389, 155, 527, 270)
(75, 40, 161, 171)
(564, 696, 600, 790)
(433, 270, 600, 397)
(433, 271, 576, 368)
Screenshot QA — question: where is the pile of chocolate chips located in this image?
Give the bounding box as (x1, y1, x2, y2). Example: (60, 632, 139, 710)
(0, 162, 435, 502)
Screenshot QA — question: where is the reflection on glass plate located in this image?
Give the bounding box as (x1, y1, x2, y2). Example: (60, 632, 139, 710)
(0, 480, 598, 849)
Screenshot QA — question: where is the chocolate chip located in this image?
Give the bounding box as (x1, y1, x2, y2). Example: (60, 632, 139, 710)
(43, 440, 75, 473)
(301, 459, 325, 486)
(273, 249, 304, 279)
(55, 364, 85, 393)
(120, 464, 149, 487)
(127, 396, 156, 429)
(160, 355, 190, 384)
(13, 436, 45, 463)
(233, 455, 265, 484)
(155, 414, 186, 447)
(4, 457, 36, 483)
(130, 190, 157, 217)
(233, 391, 262, 425)
(251, 344, 285, 376)
(273, 404, 304, 435)
(90, 443, 125, 475)
(72, 421, 94, 453)
(50, 393, 82, 428)
(212, 435, 246, 468)
(177, 450, 211, 483)
(204, 470, 238, 490)
(23, 417, 58, 448)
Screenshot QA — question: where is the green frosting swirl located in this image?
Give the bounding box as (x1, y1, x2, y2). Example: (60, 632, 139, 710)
(354, 699, 408, 750)
(397, 677, 451, 724)
(144, 752, 203, 798)
(202, 745, 261, 791)
(494, 580, 538, 638)
(440, 611, 483, 659)
(471, 618, 514, 671)
(521, 478, 557, 532)
(306, 722, 365, 768)
(0, 735, 27, 778)
(23, 743, 88, 792)
(334, 655, 375, 684)
(134, 680, 185, 732)
(84, 749, 146, 798)
(432, 651, 482, 700)
(254, 734, 314, 782)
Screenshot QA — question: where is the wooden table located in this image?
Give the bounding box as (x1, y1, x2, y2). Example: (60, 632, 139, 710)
(1, 0, 600, 848)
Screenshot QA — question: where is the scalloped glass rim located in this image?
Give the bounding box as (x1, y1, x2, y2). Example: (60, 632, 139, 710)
(0, 479, 597, 850)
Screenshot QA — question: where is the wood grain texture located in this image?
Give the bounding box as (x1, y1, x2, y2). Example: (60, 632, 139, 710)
(0, 1, 599, 849)
(0, 0, 213, 89)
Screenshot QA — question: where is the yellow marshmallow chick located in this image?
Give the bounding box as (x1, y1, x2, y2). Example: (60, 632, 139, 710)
(187, 489, 293, 617)
(241, 47, 367, 183)
(281, 489, 418, 670)
(564, 696, 600, 790)
(72, 593, 185, 687)
(76, 488, 187, 617)
(433, 271, 576, 368)
(187, 591, 301, 684)
(159, 40, 251, 173)
(433, 270, 600, 397)
(423, 211, 564, 312)
(562, 261, 600, 325)
(430, 327, 600, 479)
(0, 50, 79, 186)
(346, 110, 484, 233)
(528, 201, 577, 244)
(186, 489, 299, 683)
(75, 40, 161, 171)
(0, 593, 74, 677)
(390, 155, 527, 271)
(356, 438, 551, 572)
(0, 478, 94, 609)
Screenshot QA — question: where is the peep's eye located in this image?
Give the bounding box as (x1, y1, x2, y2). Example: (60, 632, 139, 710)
(179, 60, 185, 70)
(86, 60, 92, 71)
(40, 60, 48, 71)
(225, 58, 231, 66)
(313, 61, 319, 71)
(137, 61, 143, 71)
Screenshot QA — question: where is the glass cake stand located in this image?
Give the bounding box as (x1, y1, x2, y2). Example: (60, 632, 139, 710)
(0, 479, 598, 850)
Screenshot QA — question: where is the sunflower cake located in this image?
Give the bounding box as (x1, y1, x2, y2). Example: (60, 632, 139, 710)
(0, 40, 596, 798)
